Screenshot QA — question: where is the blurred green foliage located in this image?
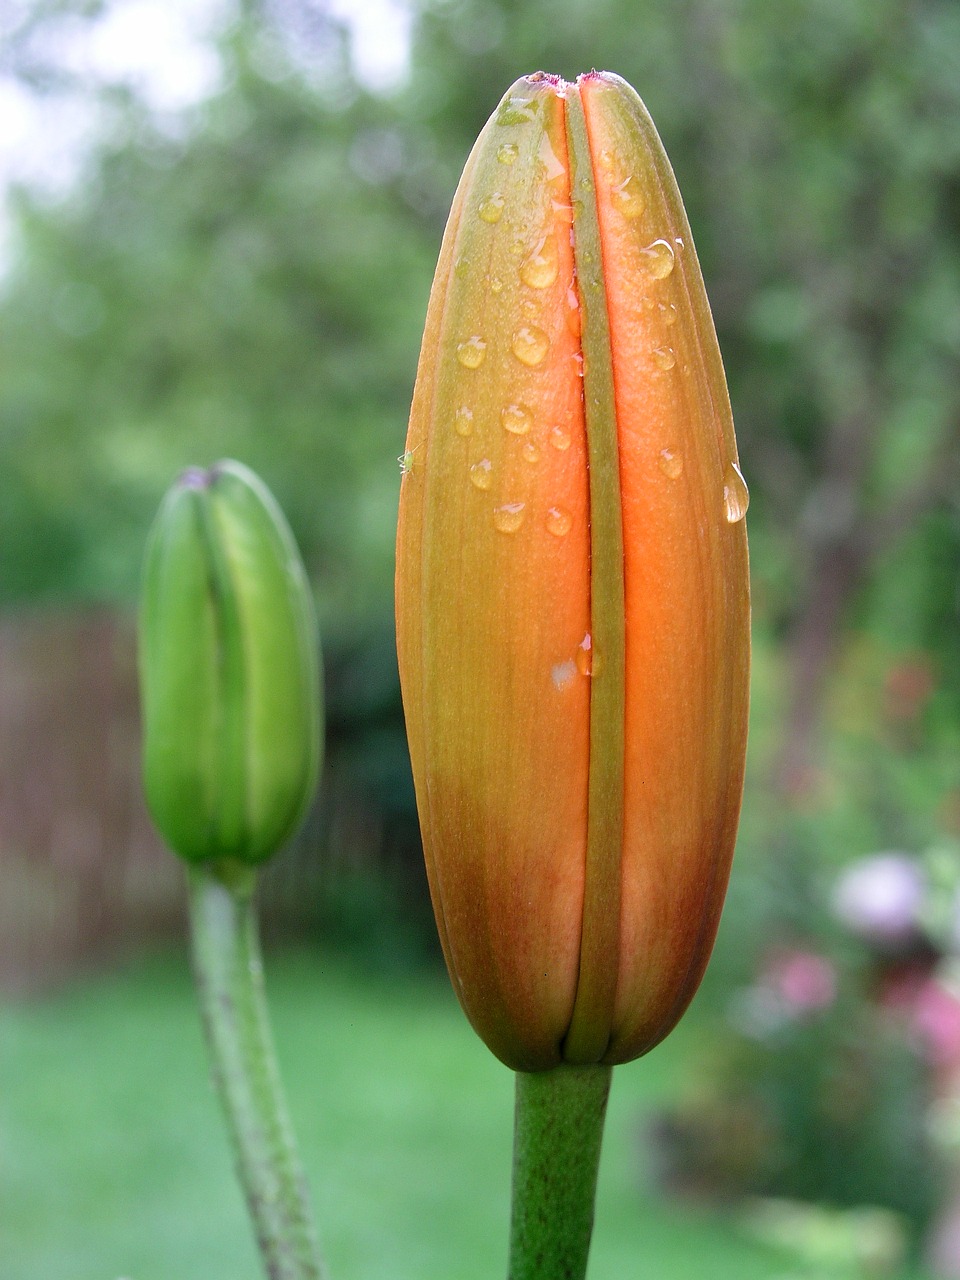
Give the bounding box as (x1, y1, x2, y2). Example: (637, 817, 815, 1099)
(5, 948, 917, 1280)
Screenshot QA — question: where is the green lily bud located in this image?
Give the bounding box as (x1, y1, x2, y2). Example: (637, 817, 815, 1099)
(139, 460, 321, 865)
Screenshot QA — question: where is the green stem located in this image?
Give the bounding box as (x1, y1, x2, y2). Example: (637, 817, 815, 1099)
(508, 1063, 613, 1280)
(187, 860, 326, 1280)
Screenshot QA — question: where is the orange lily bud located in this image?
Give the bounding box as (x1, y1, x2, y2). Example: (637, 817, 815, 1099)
(395, 72, 750, 1072)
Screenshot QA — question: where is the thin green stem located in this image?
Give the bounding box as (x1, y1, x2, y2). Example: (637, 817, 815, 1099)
(508, 1063, 613, 1280)
(187, 860, 326, 1280)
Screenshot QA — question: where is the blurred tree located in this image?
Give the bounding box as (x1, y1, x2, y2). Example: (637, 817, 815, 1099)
(0, 0, 436, 624)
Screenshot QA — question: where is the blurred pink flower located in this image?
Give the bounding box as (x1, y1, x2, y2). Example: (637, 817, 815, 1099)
(911, 978, 960, 1070)
(833, 853, 926, 943)
(769, 950, 838, 1013)
(730, 949, 838, 1038)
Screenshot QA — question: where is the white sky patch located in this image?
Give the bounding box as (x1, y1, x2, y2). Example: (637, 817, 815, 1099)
(0, 0, 227, 183)
(0, 0, 413, 272)
(328, 0, 413, 92)
(60, 0, 227, 112)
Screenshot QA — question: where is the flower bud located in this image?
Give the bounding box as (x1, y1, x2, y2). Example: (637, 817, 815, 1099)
(396, 72, 750, 1071)
(139, 460, 321, 865)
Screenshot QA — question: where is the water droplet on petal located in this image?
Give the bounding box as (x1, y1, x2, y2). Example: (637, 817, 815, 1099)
(612, 174, 646, 219)
(639, 239, 675, 279)
(489, 276, 504, 294)
(522, 440, 540, 463)
(659, 302, 678, 326)
(598, 149, 615, 170)
(675, 235, 685, 252)
(520, 235, 559, 289)
(552, 659, 577, 690)
(658, 448, 683, 479)
(497, 142, 519, 165)
(575, 632, 593, 676)
(546, 506, 572, 537)
(454, 406, 474, 437)
(549, 426, 571, 451)
(501, 403, 532, 435)
(470, 458, 493, 490)
(722, 462, 750, 523)
(457, 336, 487, 368)
(493, 501, 526, 533)
(512, 325, 549, 366)
(479, 192, 505, 223)
(653, 346, 676, 371)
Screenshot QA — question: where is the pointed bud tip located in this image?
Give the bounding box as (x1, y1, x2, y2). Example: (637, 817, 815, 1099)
(177, 466, 211, 491)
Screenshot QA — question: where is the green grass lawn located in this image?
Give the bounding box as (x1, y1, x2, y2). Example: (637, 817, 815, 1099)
(0, 947, 933, 1279)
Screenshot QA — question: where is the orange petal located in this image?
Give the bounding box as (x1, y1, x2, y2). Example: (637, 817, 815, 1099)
(579, 72, 750, 1063)
(397, 76, 592, 1070)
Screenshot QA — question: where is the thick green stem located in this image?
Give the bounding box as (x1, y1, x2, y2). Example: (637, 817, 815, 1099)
(508, 1063, 613, 1280)
(187, 861, 326, 1280)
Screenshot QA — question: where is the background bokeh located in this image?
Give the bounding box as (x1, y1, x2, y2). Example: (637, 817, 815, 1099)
(2, 1, 959, 1277)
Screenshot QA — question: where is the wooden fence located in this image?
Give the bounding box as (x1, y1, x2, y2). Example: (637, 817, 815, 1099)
(0, 609, 431, 991)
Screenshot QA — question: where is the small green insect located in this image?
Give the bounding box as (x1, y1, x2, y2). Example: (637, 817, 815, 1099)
(398, 444, 421, 476)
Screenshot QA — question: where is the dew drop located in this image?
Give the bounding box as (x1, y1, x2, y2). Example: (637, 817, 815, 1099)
(653, 346, 676, 371)
(469, 458, 493, 490)
(521, 298, 538, 319)
(479, 192, 505, 223)
(570, 352, 584, 378)
(501, 403, 533, 435)
(454, 406, 474, 437)
(552, 660, 577, 691)
(520, 235, 559, 289)
(575, 632, 593, 676)
(512, 325, 550, 366)
(659, 302, 678, 326)
(722, 462, 750, 523)
(457, 336, 487, 369)
(489, 276, 504, 294)
(658, 447, 683, 480)
(549, 425, 571, 451)
(546, 505, 572, 537)
(598, 149, 615, 170)
(497, 142, 519, 165)
(675, 235, 685, 252)
(639, 238, 675, 279)
(493, 501, 526, 533)
(612, 174, 646, 219)
(522, 440, 541, 463)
